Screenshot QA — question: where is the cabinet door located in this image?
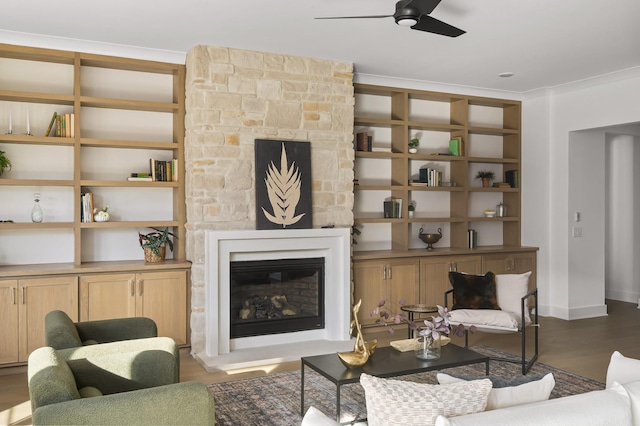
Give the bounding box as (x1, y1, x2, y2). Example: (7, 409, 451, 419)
(136, 271, 188, 345)
(420, 256, 481, 308)
(80, 273, 136, 321)
(19, 276, 78, 361)
(387, 258, 419, 307)
(353, 260, 386, 326)
(0, 280, 19, 364)
(482, 252, 537, 291)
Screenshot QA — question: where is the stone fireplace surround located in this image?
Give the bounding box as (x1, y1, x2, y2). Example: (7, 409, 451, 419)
(195, 228, 353, 371)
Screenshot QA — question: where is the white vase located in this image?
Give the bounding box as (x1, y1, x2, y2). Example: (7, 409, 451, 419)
(94, 211, 109, 222)
(409, 148, 418, 154)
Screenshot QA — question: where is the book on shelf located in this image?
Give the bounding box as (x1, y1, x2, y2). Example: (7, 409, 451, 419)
(54, 113, 75, 138)
(45, 112, 57, 136)
(418, 167, 443, 187)
(467, 229, 478, 249)
(504, 170, 519, 188)
(127, 177, 153, 181)
(80, 192, 94, 223)
(449, 137, 465, 156)
(383, 198, 402, 218)
(371, 147, 392, 153)
(356, 132, 369, 152)
(149, 158, 179, 182)
(492, 182, 512, 188)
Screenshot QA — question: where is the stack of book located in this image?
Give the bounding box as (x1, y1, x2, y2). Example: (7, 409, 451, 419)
(417, 167, 443, 187)
(45, 112, 75, 138)
(80, 192, 94, 222)
(128, 159, 179, 182)
(492, 182, 511, 188)
(467, 229, 478, 249)
(356, 132, 372, 152)
(504, 170, 519, 188)
(383, 198, 403, 218)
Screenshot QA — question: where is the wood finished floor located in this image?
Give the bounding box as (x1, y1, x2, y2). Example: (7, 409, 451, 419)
(1, 299, 639, 425)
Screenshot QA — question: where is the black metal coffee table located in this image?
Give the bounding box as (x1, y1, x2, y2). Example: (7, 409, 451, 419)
(300, 344, 489, 424)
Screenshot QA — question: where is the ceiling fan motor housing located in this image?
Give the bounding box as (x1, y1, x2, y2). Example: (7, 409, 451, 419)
(394, 2, 420, 26)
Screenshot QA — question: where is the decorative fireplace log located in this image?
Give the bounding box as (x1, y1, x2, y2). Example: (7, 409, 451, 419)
(239, 295, 298, 320)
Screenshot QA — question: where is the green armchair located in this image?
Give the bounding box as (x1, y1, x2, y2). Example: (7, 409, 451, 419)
(45, 310, 157, 349)
(28, 346, 215, 425)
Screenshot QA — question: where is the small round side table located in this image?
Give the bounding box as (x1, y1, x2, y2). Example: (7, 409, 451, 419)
(400, 304, 438, 338)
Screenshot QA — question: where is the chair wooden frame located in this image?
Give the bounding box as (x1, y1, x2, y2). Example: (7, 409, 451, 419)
(444, 288, 539, 375)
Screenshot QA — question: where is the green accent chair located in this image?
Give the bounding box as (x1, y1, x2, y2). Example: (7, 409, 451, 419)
(28, 346, 215, 425)
(45, 310, 158, 349)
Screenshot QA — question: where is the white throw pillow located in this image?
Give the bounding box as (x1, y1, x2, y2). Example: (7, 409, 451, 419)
(437, 372, 555, 410)
(495, 271, 532, 325)
(449, 309, 519, 331)
(360, 373, 492, 426)
(301, 406, 338, 426)
(621, 380, 640, 424)
(606, 351, 640, 389)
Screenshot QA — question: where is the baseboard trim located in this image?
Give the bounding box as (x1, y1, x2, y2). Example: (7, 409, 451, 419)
(539, 303, 608, 320)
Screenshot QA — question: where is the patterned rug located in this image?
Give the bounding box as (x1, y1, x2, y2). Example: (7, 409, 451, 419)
(208, 345, 604, 425)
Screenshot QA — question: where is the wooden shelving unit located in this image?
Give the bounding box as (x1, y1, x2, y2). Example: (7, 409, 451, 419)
(0, 43, 190, 364)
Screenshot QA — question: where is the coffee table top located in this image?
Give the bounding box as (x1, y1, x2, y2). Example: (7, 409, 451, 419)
(301, 344, 489, 385)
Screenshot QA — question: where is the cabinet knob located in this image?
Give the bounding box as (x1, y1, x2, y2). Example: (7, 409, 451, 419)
(138, 280, 143, 296)
(387, 266, 392, 280)
(11, 287, 16, 305)
(130, 279, 135, 296)
(20, 287, 25, 304)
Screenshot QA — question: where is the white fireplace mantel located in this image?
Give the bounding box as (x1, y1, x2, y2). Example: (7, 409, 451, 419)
(195, 228, 353, 371)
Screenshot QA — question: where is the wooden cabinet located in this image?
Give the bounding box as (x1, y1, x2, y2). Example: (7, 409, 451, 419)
(419, 255, 481, 307)
(482, 251, 537, 291)
(353, 83, 522, 252)
(80, 270, 188, 345)
(353, 258, 419, 326)
(0, 280, 19, 364)
(0, 276, 78, 364)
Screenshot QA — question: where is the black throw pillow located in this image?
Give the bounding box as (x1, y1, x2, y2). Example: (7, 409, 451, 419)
(448, 271, 500, 310)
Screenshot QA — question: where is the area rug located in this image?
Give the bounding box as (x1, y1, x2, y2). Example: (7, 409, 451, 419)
(208, 345, 604, 425)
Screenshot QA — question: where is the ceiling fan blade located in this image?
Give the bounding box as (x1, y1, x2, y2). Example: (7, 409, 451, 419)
(315, 15, 392, 20)
(406, 0, 442, 15)
(411, 15, 465, 37)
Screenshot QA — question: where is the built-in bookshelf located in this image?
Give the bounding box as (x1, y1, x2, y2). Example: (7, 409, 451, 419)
(0, 43, 187, 270)
(352, 83, 522, 253)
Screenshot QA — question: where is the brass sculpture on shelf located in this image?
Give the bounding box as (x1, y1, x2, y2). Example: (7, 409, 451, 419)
(337, 299, 377, 368)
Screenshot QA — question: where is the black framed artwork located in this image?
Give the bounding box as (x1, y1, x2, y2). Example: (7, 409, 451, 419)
(255, 139, 312, 230)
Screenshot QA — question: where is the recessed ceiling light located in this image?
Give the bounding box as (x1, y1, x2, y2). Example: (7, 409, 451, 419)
(499, 72, 515, 78)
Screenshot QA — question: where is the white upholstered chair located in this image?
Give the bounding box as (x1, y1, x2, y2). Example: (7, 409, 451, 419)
(444, 271, 538, 374)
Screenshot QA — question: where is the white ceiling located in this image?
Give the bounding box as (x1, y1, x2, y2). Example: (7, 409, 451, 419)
(1, 0, 639, 93)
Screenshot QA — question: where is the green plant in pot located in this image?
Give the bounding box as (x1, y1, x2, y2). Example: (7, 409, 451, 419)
(409, 138, 419, 153)
(475, 171, 495, 187)
(0, 150, 12, 177)
(138, 227, 175, 263)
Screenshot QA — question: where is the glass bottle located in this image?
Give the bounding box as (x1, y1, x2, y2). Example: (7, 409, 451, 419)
(31, 193, 43, 223)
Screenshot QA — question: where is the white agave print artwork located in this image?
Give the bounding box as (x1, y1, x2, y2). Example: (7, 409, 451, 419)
(262, 144, 305, 227)
(255, 139, 312, 230)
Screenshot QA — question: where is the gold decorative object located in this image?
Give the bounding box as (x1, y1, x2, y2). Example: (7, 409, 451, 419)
(337, 299, 377, 368)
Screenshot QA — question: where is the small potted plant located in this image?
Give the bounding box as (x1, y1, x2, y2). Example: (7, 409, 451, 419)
(138, 227, 175, 263)
(409, 138, 419, 154)
(408, 202, 416, 218)
(475, 171, 495, 188)
(0, 150, 12, 177)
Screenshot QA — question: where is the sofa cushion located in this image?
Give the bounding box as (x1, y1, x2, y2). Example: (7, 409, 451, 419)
(360, 373, 492, 426)
(28, 346, 80, 410)
(621, 380, 640, 425)
(449, 271, 500, 310)
(496, 271, 532, 325)
(437, 372, 555, 410)
(606, 351, 640, 389)
(434, 383, 631, 426)
(78, 386, 103, 398)
(449, 309, 519, 331)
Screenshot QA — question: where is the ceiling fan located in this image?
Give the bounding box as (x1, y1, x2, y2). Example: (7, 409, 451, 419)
(315, 0, 465, 37)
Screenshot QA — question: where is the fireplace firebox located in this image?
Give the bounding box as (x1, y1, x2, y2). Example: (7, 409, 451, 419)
(230, 257, 325, 338)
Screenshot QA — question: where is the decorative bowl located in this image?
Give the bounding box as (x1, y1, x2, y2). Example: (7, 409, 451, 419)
(418, 227, 442, 250)
(484, 210, 496, 218)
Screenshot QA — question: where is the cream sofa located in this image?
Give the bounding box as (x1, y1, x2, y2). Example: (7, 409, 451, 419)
(302, 351, 640, 426)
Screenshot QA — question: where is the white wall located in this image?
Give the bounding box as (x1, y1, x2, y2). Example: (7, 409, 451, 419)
(524, 69, 640, 319)
(605, 134, 640, 303)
